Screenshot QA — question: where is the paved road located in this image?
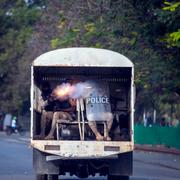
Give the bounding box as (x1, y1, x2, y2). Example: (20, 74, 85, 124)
(0, 132, 180, 180)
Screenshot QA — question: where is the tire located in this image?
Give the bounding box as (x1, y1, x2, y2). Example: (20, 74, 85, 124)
(36, 174, 58, 180)
(47, 174, 59, 180)
(6, 127, 12, 136)
(18, 129, 25, 136)
(36, 174, 47, 180)
(107, 175, 129, 180)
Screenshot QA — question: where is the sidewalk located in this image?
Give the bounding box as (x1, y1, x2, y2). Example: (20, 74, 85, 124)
(135, 144, 180, 155)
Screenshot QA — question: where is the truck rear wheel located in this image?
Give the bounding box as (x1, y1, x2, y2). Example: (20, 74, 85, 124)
(36, 174, 58, 180)
(6, 127, 12, 135)
(107, 175, 129, 180)
(47, 174, 58, 180)
(36, 174, 47, 180)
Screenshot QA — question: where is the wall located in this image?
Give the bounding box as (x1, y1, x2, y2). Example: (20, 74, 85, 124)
(134, 124, 180, 149)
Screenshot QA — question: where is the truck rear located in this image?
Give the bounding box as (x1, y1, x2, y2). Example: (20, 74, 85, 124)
(31, 48, 135, 180)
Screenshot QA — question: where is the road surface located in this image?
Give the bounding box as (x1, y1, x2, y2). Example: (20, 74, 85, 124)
(0, 132, 179, 180)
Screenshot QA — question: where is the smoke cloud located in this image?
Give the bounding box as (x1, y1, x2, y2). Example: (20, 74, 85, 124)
(53, 82, 92, 100)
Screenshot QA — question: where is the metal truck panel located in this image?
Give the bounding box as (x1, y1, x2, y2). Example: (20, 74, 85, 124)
(31, 140, 133, 158)
(33, 48, 133, 67)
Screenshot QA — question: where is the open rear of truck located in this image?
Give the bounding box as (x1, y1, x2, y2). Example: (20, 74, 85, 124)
(31, 48, 134, 180)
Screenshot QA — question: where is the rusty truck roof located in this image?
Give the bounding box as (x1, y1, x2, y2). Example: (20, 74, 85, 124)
(33, 48, 133, 67)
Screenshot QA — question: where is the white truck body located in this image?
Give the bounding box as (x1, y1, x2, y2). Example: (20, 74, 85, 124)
(31, 48, 134, 180)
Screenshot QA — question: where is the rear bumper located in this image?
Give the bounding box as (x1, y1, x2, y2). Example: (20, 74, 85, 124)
(31, 140, 133, 158)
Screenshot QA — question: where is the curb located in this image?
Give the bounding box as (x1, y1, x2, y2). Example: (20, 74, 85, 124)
(135, 144, 180, 155)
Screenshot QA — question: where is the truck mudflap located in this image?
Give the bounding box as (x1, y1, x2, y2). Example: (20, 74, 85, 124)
(108, 152, 133, 176)
(33, 149, 59, 174)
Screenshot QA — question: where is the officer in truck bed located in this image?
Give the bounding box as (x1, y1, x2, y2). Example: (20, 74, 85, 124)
(38, 82, 74, 139)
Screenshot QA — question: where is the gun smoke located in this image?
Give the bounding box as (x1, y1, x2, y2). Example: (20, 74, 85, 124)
(53, 82, 92, 100)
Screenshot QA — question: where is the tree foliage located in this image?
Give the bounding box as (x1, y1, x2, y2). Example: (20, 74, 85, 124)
(161, 1, 180, 47)
(0, 0, 44, 113)
(0, 0, 179, 119)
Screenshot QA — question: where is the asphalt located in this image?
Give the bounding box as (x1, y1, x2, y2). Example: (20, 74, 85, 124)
(1, 131, 180, 179)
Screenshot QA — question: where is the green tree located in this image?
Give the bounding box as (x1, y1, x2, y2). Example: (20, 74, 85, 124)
(160, 1, 180, 47)
(0, 0, 43, 113)
(132, 0, 180, 118)
(0, 0, 179, 120)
